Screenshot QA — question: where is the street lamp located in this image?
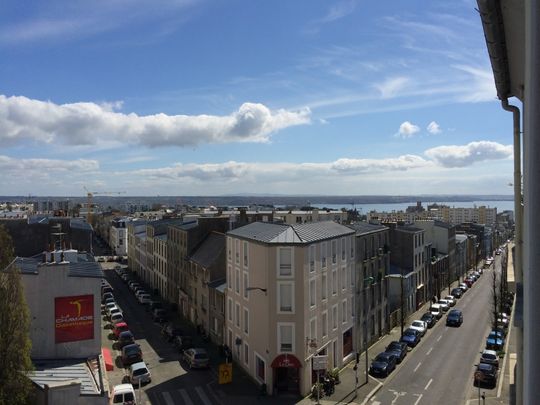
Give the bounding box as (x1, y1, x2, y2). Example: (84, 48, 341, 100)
(363, 276, 374, 386)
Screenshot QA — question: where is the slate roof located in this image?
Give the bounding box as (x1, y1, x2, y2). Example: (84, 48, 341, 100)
(228, 221, 354, 244)
(28, 358, 102, 395)
(190, 232, 225, 269)
(70, 219, 92, 231)
(347, 222, 387, 235)
(397, 225, 423, 233)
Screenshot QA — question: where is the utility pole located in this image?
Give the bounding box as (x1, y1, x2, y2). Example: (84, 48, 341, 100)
(400, 271, 404, 336)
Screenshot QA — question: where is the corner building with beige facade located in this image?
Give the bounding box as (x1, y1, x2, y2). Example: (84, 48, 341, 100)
(226, 221, 356, 396)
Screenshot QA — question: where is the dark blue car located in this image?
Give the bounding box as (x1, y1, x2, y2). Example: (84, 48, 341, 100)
(400, 328, 421, 348)
(385, 341, 407, 363)
(486, 331, 505, 350)
(369, 352, 397, 377)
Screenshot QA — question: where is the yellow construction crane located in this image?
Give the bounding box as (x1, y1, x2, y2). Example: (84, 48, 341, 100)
(83, 187, 126, 224)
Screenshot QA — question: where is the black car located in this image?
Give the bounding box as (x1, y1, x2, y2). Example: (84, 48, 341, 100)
(400, 328, 421, 348)
(446, 309, 463, 327)
(474, 363, 497, 388)
(117, 330, 135, 349)
(421, 312, 436, 328)
(385, 341, 407, 363)
(369, 352, 397, 377)
(451, 287, 463, 298)
(121, 343, 142, 366)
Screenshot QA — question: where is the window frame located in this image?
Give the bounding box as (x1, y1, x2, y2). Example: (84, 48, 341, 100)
(277, 281, 295, 314)
(277, 322, 295, 353)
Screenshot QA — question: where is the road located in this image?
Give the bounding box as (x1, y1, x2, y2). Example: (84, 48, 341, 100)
(371, 258, 502, 405)
(101, 263, 224, 405)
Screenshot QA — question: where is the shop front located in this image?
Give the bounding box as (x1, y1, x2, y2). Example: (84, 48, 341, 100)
(271, 354, 302, 395)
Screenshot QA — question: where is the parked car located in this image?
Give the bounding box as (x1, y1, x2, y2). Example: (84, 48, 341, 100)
(480, 349, 500, 368)
(430, 304, 443, 320)
(103, 297, 116, 307)
(134, 288, 146, 298)
(474, 363, 497, 388)
(437, 299, 450, 312)
(459, 283, 468, 292)
(109, 383, 136, 405)
(464, 278, 474, 288)
(486, 331, 505, 350)
(450, 287, 463, 299)
(421, 312, 436, 328)
(409, 320, 427, 337)
(129, 361, 151, 385)
(400, 328, 421, 348)
(110, 311, 125, 325)
(446, 309, 463, 327)
(174, 335, 193, 353)
(369, 352, 397, 377)
(138, 294, 152, 305)
(102, 292, 114, 304)
(443, 295, 456, 306)
(385, 341, 408, 363)
(117, 330, 135, 349)
(152, 308, 168, 323)
(113, 322, 129, 339)
(105, 302, 118, 315)
(183, 348, 210, 369)
(121, 343, 142, 366)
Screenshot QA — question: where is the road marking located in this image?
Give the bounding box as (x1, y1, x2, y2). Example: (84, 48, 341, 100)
(162, 391, 175, 405)
(179, 388, 194, 405)
(414, 362, 422, 372)
(195, 386, 213, 405)
(424, 378, 433, 390)
(426, 347, 433, 356)
(414, 393, 423, 405)
(437, 335, 442, 342)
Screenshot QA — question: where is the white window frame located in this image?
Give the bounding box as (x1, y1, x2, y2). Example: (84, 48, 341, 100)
(243, 241, 249, 268)
(277, 247, 294, 277)
(331, 240, 337, 264)
(332, 304, 338, 330)
(350, 236, 355, 259)
(244, 342, 249, 366)
(228, 298, 233, 322)
(277, 281, 295, 313)
(235, 268, 240, 295)
(321, 272, 327, 301)
(244, 307, 249, 335)
(309, 278, 316, 308)
(310, 317, 317, 341)
(235, 303, 241, 328)
(309, 245, 315, 273)
(277, 322, 295, 353)
(322, 311, 328, 338)
(341, 266, 347, 291)
(342, 299, 347, 324)
(227, 265, 232, 290)
(321, 242, 327, 268)
(243, 271, 249, 300)
(235, 239, 240, 264)
(255, 353, 266, 383)
(341, 237, 346, 261)
(332, 268, 337, 296)
(227, 237, 232, 262)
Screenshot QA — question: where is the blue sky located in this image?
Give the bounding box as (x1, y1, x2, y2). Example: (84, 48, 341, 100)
(0, 0, 518, 196)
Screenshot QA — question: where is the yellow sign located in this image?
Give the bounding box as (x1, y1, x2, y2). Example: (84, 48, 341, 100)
(219, 363, 233, 384)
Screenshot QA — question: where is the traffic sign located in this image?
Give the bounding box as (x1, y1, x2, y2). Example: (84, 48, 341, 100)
(219, 363, 233, 384)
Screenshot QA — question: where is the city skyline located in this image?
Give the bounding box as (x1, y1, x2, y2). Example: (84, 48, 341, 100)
(1, 0, 517, 196)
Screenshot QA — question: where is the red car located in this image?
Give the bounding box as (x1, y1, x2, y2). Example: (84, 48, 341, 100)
(113, 322, 129, 339)
(464, 278, 474, 288)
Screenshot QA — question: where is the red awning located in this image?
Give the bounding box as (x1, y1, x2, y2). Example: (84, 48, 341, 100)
(102, 347, 114, 371)
(271, 354, 302, 368)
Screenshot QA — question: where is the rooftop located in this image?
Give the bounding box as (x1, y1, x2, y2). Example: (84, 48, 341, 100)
(347, 222, 387, 235)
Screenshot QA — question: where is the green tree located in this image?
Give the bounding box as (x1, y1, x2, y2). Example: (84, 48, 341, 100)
(0, 225, 33, 405)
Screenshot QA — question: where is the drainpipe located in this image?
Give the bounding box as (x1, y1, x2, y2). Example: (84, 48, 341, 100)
(501, 98, 522, 405)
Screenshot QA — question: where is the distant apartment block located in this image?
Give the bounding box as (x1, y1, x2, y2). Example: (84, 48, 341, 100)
(441, 205, 497, 226)
(226, 221, 356, 397)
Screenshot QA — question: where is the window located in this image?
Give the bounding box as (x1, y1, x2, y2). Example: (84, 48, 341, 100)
(235, 239, 240, 264)
(278, 323, 294, 352)
(349, 297, 354, 318)
(341, 266, 346, 291)
(278, 282, 294, 313)
(256, 355, 265, 382)
(279, 248, 292, 276)
(235, 303, 241, 328)
(310, 317, 317, 341)
(243, 272, 249, 299)
(321, 242, 327, 268)
(342, 300, 347, 323)
(227, 265, 232, 290)
(228, 298, 233, 322)
(243, 241, 248, 267)
(322, 312, 328, 338)
(244, 308, 249, 334)
(332, 269, 337, 295)
(309, 278, 316, 307)
(228, 329, 233, 347)
(331, 240, 337, 264)
(321, 272, 327, 300)
(227, 237, 232, 261)
(244, 343, 249, 365)
(341, 237, 346, 261)
(309, 245, 315, 273)
(332, 305, 338, 330)
(350, 236, 355, 258)
(235, 268, 240, 294)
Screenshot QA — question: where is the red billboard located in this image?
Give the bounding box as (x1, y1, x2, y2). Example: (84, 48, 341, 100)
(55, 294, 94, 343)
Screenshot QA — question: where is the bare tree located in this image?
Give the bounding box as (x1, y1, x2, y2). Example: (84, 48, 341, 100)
(0, 225, 33, 405)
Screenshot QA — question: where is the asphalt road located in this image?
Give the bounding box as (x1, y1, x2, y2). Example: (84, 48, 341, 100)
(371, 258, 501, 405)
(101, 263, 224, 405)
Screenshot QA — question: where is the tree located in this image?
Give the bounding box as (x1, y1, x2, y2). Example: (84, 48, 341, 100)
(0, 225, 33, 405)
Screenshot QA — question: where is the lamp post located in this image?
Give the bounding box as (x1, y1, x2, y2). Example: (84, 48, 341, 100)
(363, 276, 374, 385)
(400, 271, 405, 337)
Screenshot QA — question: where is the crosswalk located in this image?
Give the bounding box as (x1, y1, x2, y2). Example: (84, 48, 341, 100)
(152, 386, 223, 405)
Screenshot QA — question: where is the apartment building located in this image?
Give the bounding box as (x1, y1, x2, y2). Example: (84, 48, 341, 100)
(348, 222, 390, 348)
(109, 217, 128, 256)
(127, 220, 147, 278)
(273, 208, 348, 225)
(441, 205, 497, 226)
(226, 221, 356, 397)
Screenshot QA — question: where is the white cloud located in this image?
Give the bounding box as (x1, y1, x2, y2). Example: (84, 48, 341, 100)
(424, 141, 513, 167)
(319, 0, 358, 24)
(452, 65, 497, 102)
(397, 121, 420, 138)
(374, 77, 410, 99)
(0, 95, 311, 147)
(0, 155, 99, 173)
(427, 121, 441, 134)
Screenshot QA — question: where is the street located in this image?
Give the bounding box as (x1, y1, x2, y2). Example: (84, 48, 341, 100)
(371, 258, 502, 405)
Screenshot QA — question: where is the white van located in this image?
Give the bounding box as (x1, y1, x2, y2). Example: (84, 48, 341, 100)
(430, 304, 443, 319)
(109, 383, 136, 404)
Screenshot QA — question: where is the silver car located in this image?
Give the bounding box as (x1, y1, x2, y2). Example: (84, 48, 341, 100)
(183, 348, 209, 369)
(129, 361, 151, 385)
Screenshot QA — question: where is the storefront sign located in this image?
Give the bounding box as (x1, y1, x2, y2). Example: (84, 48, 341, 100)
(312, 355, 328, 371)
(55, 294, 94, 343)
